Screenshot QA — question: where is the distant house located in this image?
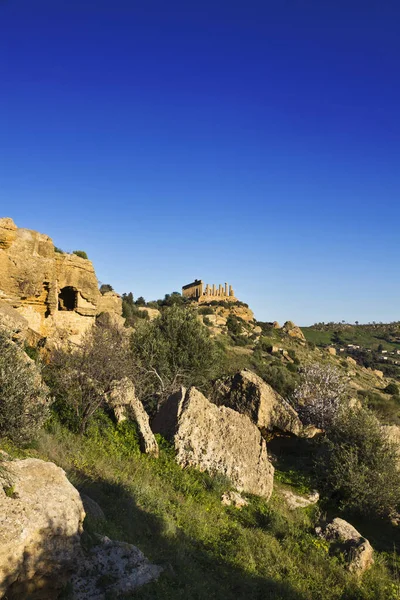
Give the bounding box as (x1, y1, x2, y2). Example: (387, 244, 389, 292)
(381, 350, 388, 354)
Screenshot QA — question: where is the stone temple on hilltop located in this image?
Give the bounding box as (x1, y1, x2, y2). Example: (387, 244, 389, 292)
(182, 279, 237, 303)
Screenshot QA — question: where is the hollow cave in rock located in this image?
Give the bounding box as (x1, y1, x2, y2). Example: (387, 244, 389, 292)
(58, 286, 78, 311)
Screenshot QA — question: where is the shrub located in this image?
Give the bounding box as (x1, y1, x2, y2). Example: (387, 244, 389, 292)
(198, 306, 214, 315)
(317, 406, 400, 517)
(54, 246, 64, 254)
(0, 330, 51, 443)
(73, 250, 88, 260)
(384, 383, 399, 396)
(131, 305, 225, 411)
(226, 314, 242, 336)
(99, 283, 114, 294)
(291, 364, 348, 430)
(44, 320, 133, 433)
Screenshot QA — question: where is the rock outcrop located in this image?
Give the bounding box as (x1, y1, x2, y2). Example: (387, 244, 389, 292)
(316, 518, 374, 574)
(213, 369, 303, 437)
(0, 217, 123, 345)
(107, 378, 159, 457)
(153, 387, 274, 500)
(282, 321, 306, 342)
(71, 535, 163, 600)
(0, 458, 85, 599)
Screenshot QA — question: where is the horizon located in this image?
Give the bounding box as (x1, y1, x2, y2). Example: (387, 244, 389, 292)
(2, 1, 399, 325)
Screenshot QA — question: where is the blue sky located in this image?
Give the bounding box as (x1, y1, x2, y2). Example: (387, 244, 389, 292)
(1, 0, 399, 325)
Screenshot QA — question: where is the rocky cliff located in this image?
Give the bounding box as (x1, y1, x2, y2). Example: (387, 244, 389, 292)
(0, 218, 122, 345)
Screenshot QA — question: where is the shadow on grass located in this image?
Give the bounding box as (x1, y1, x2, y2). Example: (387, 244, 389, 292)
(78, 475, 307, 600)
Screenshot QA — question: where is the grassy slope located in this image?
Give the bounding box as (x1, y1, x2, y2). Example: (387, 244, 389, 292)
(16, 419, 399, 600)
(302, 326, 400, 352)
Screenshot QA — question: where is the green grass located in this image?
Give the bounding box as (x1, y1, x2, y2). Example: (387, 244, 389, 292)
(302, 326, 400, 352)
(23, 417, 400, 600)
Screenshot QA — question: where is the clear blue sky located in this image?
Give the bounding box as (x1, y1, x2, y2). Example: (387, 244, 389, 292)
(1, 1, 399, 325)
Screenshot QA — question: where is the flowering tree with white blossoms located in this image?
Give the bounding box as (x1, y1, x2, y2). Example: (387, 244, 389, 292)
(291, 363, 349, 431)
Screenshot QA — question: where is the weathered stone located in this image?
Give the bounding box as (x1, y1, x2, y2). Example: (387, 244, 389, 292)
(281, 489, 319, 510)
(151, 388, 186, 440)
(221, 491, 249, 509)
(71, 535, 163, 600)
(317, 518, 373, 574)
(108, 378, 159, 457)
(213, 369, 303, 436)
(282, 321, 306, 342)
(0, 300, 29, 339)
(346, 356, 357, 366)
(80, 494, 106, 521)
(0, 218, 123, 346)
(0, 458, 85, 599)
(172, 387, 274, 500)
(138, 306, 161, 321)
(327, 346, 337, 356)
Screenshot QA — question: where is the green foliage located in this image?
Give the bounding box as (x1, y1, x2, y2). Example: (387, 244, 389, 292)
(226, 314, 242, 336)
(44, 320, 133, 433)
(73, 250, 89, 260)
(54, 246, 64, 254)
(99, 283, 114, 294)
(131, 305, 225, 409)
(0, 330, 51, 444)
(122, 295, 149, 326)
(317, 407, 400, 518)
(385, 383, 399, 396)
(250, 357, 299, 398)
(35, 423, 400, 600)
(198, 306, 214, 315)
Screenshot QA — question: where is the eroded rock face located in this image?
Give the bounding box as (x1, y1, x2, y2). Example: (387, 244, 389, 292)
(0, 458, 85, 599)
(71, 535, 163, 600)
(316, 518, 374, 574)
(107, 378, 159, 457)
(0, 217, 123, 345)
(282, 321, 306, 342)
(169, 387, 274, 500)
(213, 370, 303, 437)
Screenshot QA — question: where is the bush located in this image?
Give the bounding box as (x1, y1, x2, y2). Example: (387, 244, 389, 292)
(0, 330, 51, 443)
(384, 383, 399, 396)
(73, 250, 88, 260)
(198, 306, 214, 315)
(317, 406, 400, 517)
(226, 314, 242, 336)
(99, 283, 114, 294)
(44, 320, 133, 433)
(131, 305, 225, 411)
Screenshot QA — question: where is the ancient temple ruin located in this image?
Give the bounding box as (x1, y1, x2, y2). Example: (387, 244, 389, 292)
(0, 217, 123, 345)
(182, 279, 236, 303)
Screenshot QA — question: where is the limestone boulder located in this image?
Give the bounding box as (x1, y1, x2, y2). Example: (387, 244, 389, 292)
(213, 369, 303, 437)
(157, 387, 274, 500)
(221, 491, 249, 509)
(316, 518, 374, 574)
(71, 535, 163, 600)
(0, 458, 85, 599)
(281, 489, 319, 510)
(107, 378, 159, 457)
(282, 321, 306, 342)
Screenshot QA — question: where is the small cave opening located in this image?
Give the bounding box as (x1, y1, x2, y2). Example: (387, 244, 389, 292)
(58, 286, 78, 311)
